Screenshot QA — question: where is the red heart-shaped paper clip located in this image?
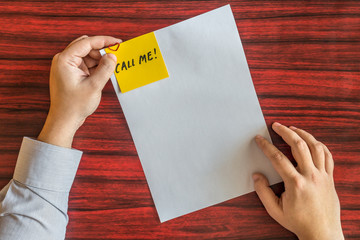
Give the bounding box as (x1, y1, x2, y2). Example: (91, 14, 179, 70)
(108, 43, 120, 51)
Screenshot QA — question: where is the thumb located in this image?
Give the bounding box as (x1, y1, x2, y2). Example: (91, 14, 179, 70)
(88, 53, 117, 90)
(253, 173, 283, 222)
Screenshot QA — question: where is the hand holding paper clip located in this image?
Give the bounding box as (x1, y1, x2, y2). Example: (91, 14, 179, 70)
(253, 122, 344, 240)
(38, 35, 122, 148)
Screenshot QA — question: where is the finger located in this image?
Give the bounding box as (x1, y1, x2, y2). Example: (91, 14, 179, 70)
(289, 126, 325, 170)
(255, 135, 299, 182)
(253, 173, 283, 222)
(65, 35, 88, 50)
(63, 36, 121, 59)
(88, 53, 117, 90)
(84, 56, 99, 69)
(272, 122, 314, 174)
(89, 49, 102, 60)
(323, 144, 334, 174)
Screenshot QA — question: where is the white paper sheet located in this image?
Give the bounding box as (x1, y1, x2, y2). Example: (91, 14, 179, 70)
(106, 5, 282, 222)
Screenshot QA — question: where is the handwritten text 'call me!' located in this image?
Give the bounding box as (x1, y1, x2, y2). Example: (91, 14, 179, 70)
(115, 48, 158, 73)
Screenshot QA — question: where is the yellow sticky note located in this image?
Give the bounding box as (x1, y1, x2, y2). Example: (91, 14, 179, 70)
(104, 32, 169, 93)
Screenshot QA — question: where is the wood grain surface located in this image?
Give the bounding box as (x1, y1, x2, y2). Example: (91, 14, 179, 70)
(0, 0, 359, 239)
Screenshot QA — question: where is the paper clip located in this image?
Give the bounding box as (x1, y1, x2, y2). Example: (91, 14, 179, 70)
(108, 43, 120, 51)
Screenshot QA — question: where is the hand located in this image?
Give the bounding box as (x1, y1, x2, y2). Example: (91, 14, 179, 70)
(38, 35, 121, 148)
(253, 122, 344, 240)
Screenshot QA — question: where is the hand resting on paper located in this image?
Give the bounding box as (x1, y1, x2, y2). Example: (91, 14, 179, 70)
(38, 35, 121, 148)
(253, 122, 344, 240)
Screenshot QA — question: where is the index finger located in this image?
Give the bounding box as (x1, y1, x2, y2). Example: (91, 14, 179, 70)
(255, 135, 299, 182)
(62, 36, 121, 58)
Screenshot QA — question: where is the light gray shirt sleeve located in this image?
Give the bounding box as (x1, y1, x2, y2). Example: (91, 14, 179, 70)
(0, 137, 82, 240)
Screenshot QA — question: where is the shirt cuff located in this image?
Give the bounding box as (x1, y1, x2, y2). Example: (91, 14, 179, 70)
(13, 137, 83, 192)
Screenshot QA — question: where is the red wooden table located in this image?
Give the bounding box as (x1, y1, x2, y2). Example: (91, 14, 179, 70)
(0, 1, 359, 239)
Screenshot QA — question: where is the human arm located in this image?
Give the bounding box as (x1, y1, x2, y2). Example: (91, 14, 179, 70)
(253, 122, 344, 240)
(0, 35, 121, 240)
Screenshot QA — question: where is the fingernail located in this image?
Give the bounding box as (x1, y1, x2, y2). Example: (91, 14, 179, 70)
(255, 135, 264, 142)
(289, 126, 297, 130)
(252, 174, 260, 181)
(116, 38, 122, 43)
(107, 53, 117, 62)
(272, 122, 281, 128)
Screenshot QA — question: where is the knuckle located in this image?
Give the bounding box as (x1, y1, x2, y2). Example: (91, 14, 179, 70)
(257, 137, 266, 147)
(323, 144, 333, 158)
(293, 138, 307, 149)
(288, 169, 298, 180)
(52, 53, 61, 62)
(310, 172, 320, 183)
(327, 150, 333, 158)
(313, 142, 324, 153)
(292, 176, 305, 190)
(270, 150, 283, 162)
(55, 52, 66, 65)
